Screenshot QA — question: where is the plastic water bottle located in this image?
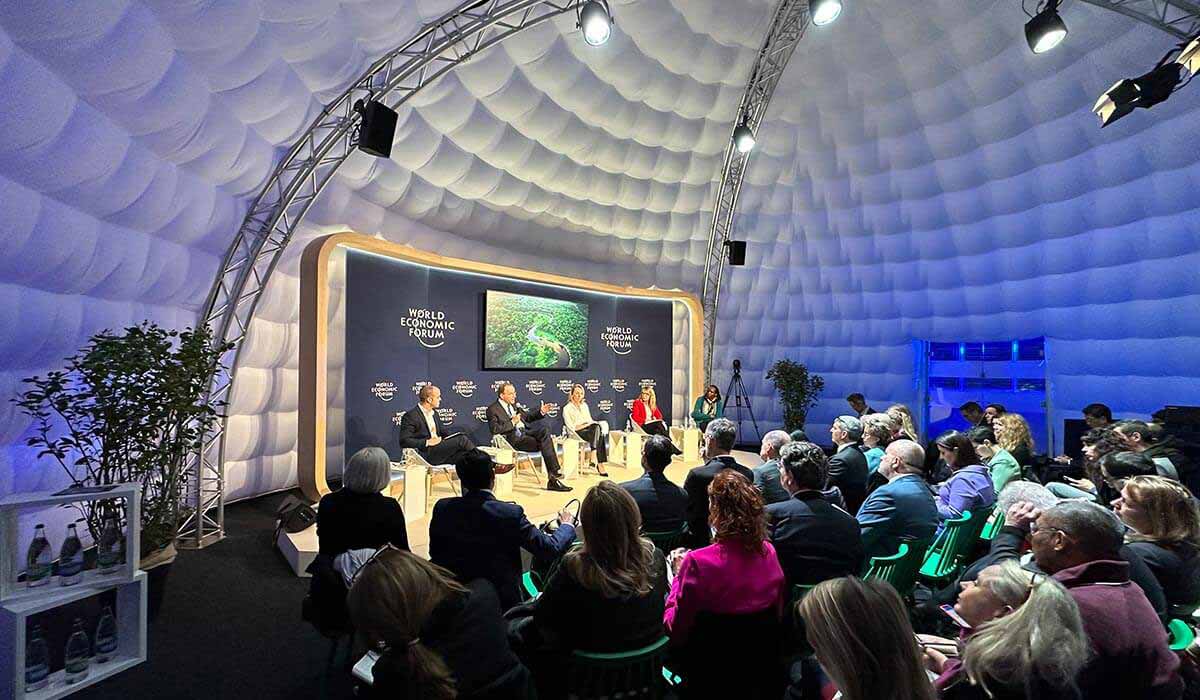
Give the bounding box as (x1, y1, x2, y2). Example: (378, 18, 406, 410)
(94, 606, 117, 663)
(58, 522, 85, 586)
(97, 516, 123, 574)
(64, 617, 90, 683)
(25, 624, 50, 691)
(26, 524, 53, 587)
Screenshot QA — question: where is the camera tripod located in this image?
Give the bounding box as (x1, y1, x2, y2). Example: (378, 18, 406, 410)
(723, 359, 762, 446)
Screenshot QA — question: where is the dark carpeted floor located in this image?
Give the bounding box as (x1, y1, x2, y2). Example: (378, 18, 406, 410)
(75, 491, 355, 700)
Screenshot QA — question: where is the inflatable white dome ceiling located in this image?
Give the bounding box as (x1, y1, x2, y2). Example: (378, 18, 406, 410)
(1, 0, 1197, 500)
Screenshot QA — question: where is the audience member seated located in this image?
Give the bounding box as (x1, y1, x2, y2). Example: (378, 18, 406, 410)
(966, 425, 1021, 495)
(1048, 427, 1127, 502)
(1055, 449, 1159, 506)
(346, 548, 534, 700)
(1022, 501, 1183, 699)
(752, 429, 793, 505)
(860, 413, 892, 475)
(959, 401, 986, 428)
(682, 418, 753, 548)
(797, 576, 936, 700)
(429, 450, 577, 609)
(1113, 475, 1200, 616)
(317, 446, 410, 560)
(857, 439, 939, 560)
(1115, 420, 1185, 481)
(766, 442, 864, 587)
(828, 415, 869, 515)
(619, 435, 688, 533)
(925, 560, 1088, 700)
(664, 471, 786, 698)
(983, 403, 1006, 425)
(888, 403, 920, 442)
(992, 413, 1036, 469)
(508, 481, 668, 699)
(846, 392, 876, 417)
(933, 432, 996, 522)
(789, 428, 809, 442)
(690, 384, 724, 431)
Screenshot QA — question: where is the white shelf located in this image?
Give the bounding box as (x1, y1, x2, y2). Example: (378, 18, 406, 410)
(0, 484, 140, 605)
(0, 572, 146, 700)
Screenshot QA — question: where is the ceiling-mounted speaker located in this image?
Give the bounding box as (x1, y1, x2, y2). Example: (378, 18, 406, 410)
(726, 240, 747, 266)
(355, 99, 398, 158)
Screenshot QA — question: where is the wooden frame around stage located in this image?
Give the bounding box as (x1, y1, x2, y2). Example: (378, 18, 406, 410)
(298, 232, 705, 502)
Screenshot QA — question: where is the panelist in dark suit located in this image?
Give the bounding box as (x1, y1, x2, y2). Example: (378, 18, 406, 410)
(429, 450, 578, 609)
(620, 435, 689, 532)
(486, 382, 570, 492)
(397, 384, 475, 466)
(765, 441, 864, 587)
(828, 415, 870, 515)
(682, 418, 754, 548)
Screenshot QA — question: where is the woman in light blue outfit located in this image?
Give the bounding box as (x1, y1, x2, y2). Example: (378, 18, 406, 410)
(860, 414, 891, 474)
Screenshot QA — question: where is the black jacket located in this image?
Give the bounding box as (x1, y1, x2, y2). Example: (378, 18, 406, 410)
(486, 400, 545, 441)
(397, 405, 447, 453)
(1126, 539, 1200, 616)
(316, 488, 409, 557)
(366, 579, 534, 700)
(429, 490, 576, 609)
(765, 491, 864, 587)
(620, 473, 688, 533)
(827, 444, 869, 516)
(682, 456, 754, 548)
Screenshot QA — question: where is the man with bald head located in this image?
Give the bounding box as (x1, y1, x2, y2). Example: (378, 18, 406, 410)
(855, 439, 938, 560)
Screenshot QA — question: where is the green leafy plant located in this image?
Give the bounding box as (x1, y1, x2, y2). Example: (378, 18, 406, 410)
(765, 359, 825, 432)
(15, 322, 232, 558)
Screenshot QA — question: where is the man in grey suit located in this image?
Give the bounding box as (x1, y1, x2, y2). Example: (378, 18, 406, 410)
(682, 418, 754, 548)
(752, 430, 792, 505)
(828, 415, 869, 515)
(856, 439, 938, 560)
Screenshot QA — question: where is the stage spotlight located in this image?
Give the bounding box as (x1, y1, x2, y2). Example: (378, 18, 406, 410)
(810, 0, 842, 27)
(1093, 60, 1187, 127)
(579, 0, 613, 46)
(1025, 0, 1067, 54)
(733, 120, 756, 154)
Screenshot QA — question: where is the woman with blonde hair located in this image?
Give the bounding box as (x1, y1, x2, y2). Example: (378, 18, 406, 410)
(346, 548, 533, 700)
(798, 576, 935, 700)
(512, 480, 667, 696)
(925, 560, 1089, 699)
(992, 413, 1036, 468)
(1112, 475, 1200, 615)
(888, 403, 920, 442)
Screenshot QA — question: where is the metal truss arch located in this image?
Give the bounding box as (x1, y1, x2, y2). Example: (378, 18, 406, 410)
(1078, 0, 1200, 39)
(182, 0, 593, 548)
(699, 0, 811, 382)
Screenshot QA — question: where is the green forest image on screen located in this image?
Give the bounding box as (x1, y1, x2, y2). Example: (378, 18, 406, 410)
(484, 290, 589, 369)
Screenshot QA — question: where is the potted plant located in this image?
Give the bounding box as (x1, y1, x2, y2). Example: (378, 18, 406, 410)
(15, 322, 231, 617)
(765, 359, 825, 433)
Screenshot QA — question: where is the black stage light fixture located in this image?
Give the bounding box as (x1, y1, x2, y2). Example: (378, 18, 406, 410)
(733, 119, 756, 154)
(1093, 60, 1187, 127)
(354, 99, 398, 158)
(726, 240, 747, 266)
(1025, 0, 1067, 54)
(579, 0, 613, 47)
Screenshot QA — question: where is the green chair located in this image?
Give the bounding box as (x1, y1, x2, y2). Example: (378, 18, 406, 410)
(643, 526, 686, 554)
(919, 510, 986, 585)
(521, 570, 542, 600)
(863, 539, 931, 598)
(1168, 619, 1196, 652)
(979, 506, 1005, 541)
(568, 636, 670, 699)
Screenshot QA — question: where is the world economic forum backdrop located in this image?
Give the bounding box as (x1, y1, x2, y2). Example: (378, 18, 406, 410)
(345, 250, 675, 460)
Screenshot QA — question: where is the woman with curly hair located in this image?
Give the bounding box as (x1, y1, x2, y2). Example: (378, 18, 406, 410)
(992, 413, 1036, 468)
(887, 403, 920, 442)
(664, 470, 785, 697)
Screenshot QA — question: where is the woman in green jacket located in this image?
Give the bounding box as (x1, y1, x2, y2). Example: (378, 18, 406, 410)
(968, 425, 1022, 494)
(690, 384, 724, 431)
